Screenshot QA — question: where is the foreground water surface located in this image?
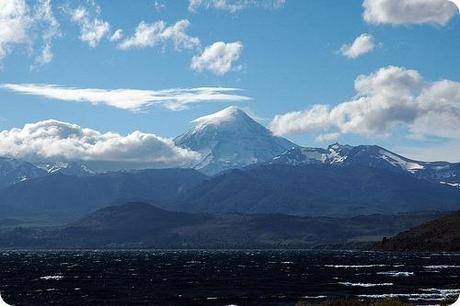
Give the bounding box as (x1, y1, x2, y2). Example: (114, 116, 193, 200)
(0, 250, 459, 305)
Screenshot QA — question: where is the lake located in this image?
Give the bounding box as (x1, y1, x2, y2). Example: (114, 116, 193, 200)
(1, 250, 459, 305)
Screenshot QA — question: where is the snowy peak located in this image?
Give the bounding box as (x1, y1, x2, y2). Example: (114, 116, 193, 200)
(187, 106, 270, 138)
(192, 106, 251, 129)
(175, 107, 297, 175)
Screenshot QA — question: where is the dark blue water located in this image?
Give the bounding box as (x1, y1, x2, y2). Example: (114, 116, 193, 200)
(1, 250, 459, 305)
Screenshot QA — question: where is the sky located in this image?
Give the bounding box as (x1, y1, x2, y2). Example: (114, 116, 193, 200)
(0, 0, 460, 165)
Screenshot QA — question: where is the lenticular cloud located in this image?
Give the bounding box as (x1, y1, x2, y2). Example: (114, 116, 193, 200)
(0, 83, 251, 112)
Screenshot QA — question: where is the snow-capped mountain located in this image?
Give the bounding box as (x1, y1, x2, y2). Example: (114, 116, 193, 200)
(36, 161, 95, 177)
(0, 158, 96, 189)
(0, 157, 48, 189)
(327, 143, 426, 172)
(174, 107, 297, 175)
(271, 143, 460, 185)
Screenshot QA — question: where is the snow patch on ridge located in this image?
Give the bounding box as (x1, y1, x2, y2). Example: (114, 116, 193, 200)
(378, 149, 424, 173)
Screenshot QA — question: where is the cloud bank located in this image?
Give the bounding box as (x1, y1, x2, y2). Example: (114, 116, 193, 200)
(0, 120, 201, 168)
(271, 66, 460, 142)
(363, 0, 459, 25)
(0, 83, 251, 111)
(191, 41, 243, 75)
(339, 33, 375, 59)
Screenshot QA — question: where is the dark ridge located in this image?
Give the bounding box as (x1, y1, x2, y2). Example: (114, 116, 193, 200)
(377, 210, 460, 252)
(0, 202, 443, 249)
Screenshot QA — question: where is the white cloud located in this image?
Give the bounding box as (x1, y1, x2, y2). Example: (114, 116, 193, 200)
(153, 1, 166, 12)
(363, 0, 459, 25)
(0, 120, 201, 168)
(188, 0, 286, 13)
(32, 0, 60, 66)
(271, 105, 334, 136)
(0, 0, 31, 61)
(191, 41, 243, 75)
(339, 33, 375, 59)
(0, 0, 60, 66)
(118, 19, 200, 51)
(0, 83, 251, 111)
(109, 29, 124, 42)
(66, 0, 110, 48)
(315, 133, 340, 143)
(34, 43, 53, 66)
(270, 66, 460, 142)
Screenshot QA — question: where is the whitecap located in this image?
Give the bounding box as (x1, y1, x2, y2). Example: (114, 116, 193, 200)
(424, 265, 460, 269)
(338, 282, 393, 287)
(376, 271, 414, 277)
(325, 264, 387, 268)
(301, 295, 327, 299)
(358, 289, 460, 301)
(40, 275, 64, 281)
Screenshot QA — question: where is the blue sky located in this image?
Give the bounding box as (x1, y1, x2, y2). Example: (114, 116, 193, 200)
(0, 0, 460, 163)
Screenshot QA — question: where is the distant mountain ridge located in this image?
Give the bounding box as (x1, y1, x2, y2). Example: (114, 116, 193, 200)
(0, 157, 48, 189)
(0, 168, 207, 221)
(0, 202, 443, 249)
(0, 157, 96, 189)
(1, 161, 458, 222)
(270, 143, 460, 185)
(36, 161, 95, 177)
(168, 163, 460, 217)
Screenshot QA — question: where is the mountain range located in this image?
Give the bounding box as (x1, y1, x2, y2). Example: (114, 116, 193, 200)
(167, 163, 460, 217)
(1, 106, 459, 185)
(271, 144, 460, 186)
(0, 158, 94, 189)
(0, 106, 459, 225)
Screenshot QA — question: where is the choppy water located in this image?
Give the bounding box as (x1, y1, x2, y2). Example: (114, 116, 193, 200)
(1, 250, 459, 305)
